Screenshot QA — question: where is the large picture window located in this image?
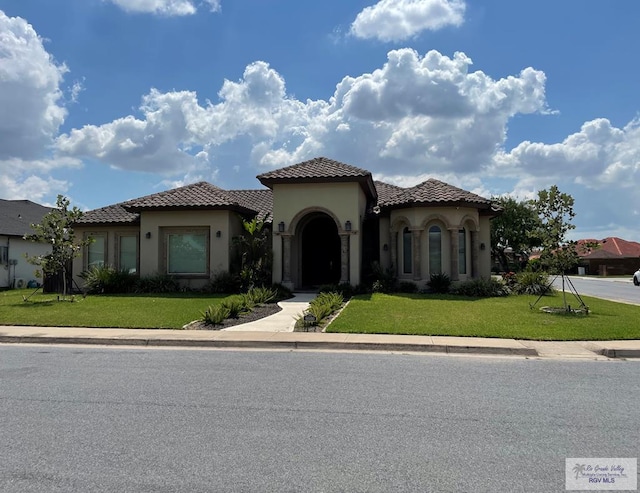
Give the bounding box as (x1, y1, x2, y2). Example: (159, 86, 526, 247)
(118, 234, 138, 274)
(428, 225, 442, 275)
(165, 229, 209, 275)
(87, 234, 106, 270)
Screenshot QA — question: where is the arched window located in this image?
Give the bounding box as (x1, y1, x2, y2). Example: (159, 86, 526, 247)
(428, 225, 441, 275)
(459, 228, 467, 275)
(402, 227, 412, 274)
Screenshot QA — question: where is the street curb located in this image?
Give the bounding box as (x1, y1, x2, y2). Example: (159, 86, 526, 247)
(0, 335, 539, 356)
(598, 348, 640, 359)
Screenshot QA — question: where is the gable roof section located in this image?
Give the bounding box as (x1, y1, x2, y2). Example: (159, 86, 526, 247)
(257, 157, 378, 200)
(0, 199, 53, 237)
(121, 181, 256, 215)
(377, 178, 493, 211)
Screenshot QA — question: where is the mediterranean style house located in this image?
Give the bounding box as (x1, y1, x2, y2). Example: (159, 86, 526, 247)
(72, 157, 499, 290)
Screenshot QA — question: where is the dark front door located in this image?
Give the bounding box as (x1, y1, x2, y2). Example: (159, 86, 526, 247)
(301, 215, 340, 287)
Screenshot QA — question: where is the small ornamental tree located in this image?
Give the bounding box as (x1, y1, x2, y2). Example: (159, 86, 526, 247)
(23, 195, 90, 299)
(234, 217, 272, 291)
(532, 185, 578, 275)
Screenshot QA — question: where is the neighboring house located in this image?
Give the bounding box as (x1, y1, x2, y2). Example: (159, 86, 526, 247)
(577, 237, 640, 276)
(0, 199, 53, 289)
(73, 157, 499, 290)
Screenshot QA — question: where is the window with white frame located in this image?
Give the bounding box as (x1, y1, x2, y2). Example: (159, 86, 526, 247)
(164, 228, 209, 275)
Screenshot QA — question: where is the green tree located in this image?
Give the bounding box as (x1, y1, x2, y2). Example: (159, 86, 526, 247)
(234, 217, 272, 291)
(490, 196, 542, 272)
(23, 195, 90, 299)
(532, 185, 578, 274)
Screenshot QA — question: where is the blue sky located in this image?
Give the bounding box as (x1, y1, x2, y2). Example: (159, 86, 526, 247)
(1, 0, 639, 241)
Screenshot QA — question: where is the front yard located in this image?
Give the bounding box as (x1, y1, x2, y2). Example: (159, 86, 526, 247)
(2, 289, 640, 340)
(327, 293, 640, 341)
(0, 290, 226, 329)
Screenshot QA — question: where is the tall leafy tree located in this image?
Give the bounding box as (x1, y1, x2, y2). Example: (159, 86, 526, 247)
(532, 185, 578, 274)
(490, 196, 542, 272)
(24, 195, 90, 299)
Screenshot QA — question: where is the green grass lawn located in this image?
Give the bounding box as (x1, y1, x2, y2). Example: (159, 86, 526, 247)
(327, 293, 640, 341)
(0, 289, 227, 329)
(2, 289, 639, 340)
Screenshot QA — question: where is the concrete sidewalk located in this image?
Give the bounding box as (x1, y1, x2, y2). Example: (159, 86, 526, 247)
(1, 292, 640, 359)
(1, 324, 639, 359)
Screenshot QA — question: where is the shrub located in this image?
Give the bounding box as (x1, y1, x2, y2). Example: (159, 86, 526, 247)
(271, 283, 293, 301)
(451, 278, 510, 297)
(427, 273, 451, 294)
(80, 265, 137, 294)
(206, 271, 241, 294)
(397, 281, 418, 293)
(512, 271, 554, 295)
(318, 282, 358, 299)
(202, 304, 231, 326)
(297, 291, 344, 329)
(135, 273, 179, 293)
(220, 295, 249, 318)
(369, 261, 397, 293)
(245, 286, 277, 305)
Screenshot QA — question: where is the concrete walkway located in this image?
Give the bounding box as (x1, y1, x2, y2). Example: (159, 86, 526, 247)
(1, 292, 640, 359)
(222, 292, 314, 332)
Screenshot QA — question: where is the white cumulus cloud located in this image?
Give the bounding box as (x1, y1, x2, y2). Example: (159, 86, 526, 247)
(55, 49, 549, 182)
(105, 0, 220, 16)
(351, 0, 466, 42)
(0, 11, 68, 161)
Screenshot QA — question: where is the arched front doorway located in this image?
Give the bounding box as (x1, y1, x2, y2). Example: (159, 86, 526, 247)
(300, 213, 341, 287)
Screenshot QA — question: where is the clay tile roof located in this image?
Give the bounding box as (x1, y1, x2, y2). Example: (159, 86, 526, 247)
(122, 181, 254, 214)
(75, 204, 140, 226)
(257, 157, 377, 200)
(378, 178, 492, 209)
(374, 181, 405, 206)
(0, 199, 53, 236)
(578, 237, 640, 259)
(227, 189, 273, 222)
(257, 157, 371, 181)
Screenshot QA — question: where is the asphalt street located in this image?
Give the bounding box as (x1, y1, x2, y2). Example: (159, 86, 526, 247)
(553, 276, 640, 305)
(1, 345, 638, 492)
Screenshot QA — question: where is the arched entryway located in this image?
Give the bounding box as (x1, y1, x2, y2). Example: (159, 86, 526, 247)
(300, 213, 341, 287)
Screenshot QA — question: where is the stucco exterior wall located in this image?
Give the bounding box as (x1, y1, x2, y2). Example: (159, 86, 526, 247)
(478, 215, 492, 278)
(1, 236, 51, 288)
(271, 182, 367, 287)
(139, 210, 235, 280)
(72, 210, 243, 290)
(72, 225, 140, 288)
(381, 206, 491, 285)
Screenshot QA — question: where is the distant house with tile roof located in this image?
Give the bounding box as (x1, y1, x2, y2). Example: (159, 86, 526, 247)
(0, 199, 53, 288)
(72, 157, 499, 290)
(576, 237, 640, 276)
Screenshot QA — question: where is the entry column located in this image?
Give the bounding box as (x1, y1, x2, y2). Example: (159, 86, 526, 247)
(282, 234, 292, 285)
(449, 228, 459, 281)
(470, 230, 479, 278)
(340, 234, 350, 284)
